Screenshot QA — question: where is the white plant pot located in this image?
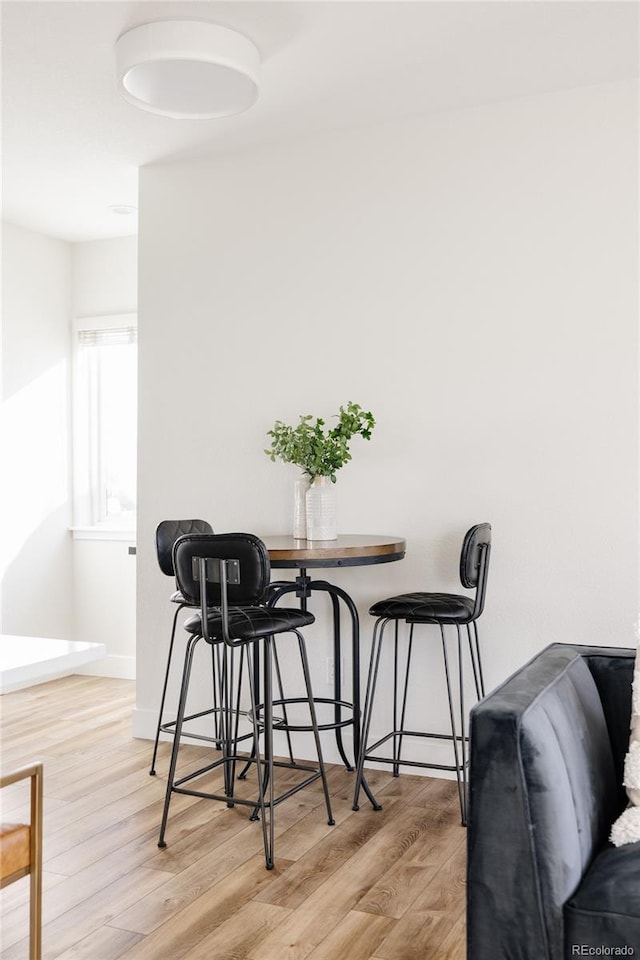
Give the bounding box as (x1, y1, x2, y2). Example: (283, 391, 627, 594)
(305, 476, 337, 541)
(293, 473, 311, 539)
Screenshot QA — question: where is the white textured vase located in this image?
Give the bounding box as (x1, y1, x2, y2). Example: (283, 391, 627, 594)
(293, 473, 311, 539)
(305, 476, 337, 541)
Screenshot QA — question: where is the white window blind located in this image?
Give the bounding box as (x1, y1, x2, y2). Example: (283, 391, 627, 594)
(77, 327, 137, 348)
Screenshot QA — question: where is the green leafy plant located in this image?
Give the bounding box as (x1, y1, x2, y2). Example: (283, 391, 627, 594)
(265, 402, 375, 483)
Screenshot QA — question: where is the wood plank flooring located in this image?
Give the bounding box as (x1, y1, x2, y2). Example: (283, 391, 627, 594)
(0, 676, 467, 960)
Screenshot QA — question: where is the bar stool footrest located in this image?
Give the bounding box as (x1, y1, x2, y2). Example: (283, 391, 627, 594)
(254, 697, 354, 732)
(363, 729, 470, 774)
(171, 754, 326, 811)
(159, 707, 254, 746)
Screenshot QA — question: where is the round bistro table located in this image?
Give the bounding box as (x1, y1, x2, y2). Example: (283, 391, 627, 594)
(261, 534, 406, 809)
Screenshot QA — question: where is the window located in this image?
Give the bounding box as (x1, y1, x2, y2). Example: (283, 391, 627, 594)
(73, 316, 137, 531)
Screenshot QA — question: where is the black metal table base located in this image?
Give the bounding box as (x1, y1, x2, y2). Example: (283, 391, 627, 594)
(268, 573, 378, 809)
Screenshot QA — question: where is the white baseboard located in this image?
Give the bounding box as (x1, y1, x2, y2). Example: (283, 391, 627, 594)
(78, 655, 136, 680)
(0, 635, 107, 693)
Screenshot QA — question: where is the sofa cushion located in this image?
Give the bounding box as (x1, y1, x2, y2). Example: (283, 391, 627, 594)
(564, 841, 640, 954)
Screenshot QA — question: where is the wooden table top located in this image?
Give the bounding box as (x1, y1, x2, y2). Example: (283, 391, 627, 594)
(261, 534, 406, 569)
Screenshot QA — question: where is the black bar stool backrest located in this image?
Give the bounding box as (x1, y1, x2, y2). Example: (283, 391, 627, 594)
(459, 523, 491, 620)
(156, 519, 213, 577)
(173, 533, 271, 609)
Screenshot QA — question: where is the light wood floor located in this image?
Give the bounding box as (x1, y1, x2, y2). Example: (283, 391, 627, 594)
(0, 676, 467, 960)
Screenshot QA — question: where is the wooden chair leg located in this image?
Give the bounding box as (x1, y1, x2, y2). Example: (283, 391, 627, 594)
(30, 763, 43, 960)
(1, 763, 43, 960)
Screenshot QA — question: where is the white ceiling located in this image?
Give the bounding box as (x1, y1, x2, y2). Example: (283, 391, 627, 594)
(2, 1, 638, 243)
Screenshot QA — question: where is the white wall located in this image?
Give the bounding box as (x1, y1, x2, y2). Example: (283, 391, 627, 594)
(72, 236, 138, 318)
(1, 222, 74, 638)
(1, 228, 138, 679)
(72, 235, 138, 678)
(73, 538, 136, 677)
(135, 81, 638, 763)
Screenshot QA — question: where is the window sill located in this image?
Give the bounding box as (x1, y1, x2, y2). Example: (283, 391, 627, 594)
(71, 527, 136, 542)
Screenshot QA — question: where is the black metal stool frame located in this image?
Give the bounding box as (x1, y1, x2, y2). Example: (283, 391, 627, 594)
(150, 518, 214, 776)
(150, 521, 295, 777)
(352, 525, 491, 825)
(157, 534, 335, 870)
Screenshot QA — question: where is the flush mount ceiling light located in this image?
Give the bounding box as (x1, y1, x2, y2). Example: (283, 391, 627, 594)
(116, 21, 260, 119)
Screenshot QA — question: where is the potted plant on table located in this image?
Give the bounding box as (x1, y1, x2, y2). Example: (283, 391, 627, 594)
(265, 401, 375, 540)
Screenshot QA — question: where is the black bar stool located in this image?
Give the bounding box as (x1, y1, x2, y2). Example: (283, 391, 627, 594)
(157, 532, 334, 870)
(149, 519, 214, 775)
(353, 523, 491, 825)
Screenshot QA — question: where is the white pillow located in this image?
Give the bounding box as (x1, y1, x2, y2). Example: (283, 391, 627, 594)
(610, 639, 640, 847)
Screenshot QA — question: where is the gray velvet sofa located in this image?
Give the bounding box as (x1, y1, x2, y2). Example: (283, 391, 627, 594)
(467, 643, 640, 959)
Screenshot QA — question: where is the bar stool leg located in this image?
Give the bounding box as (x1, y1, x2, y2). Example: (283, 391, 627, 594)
(221, 644, 236, 802)
(456, 624, 468, 825)
(238, 643, 294, 781)
(245, 641, 271, 866)
(392, 622, 400, 777)
(262, 636, 276, 869)
(228, 644, 247, 800)
(211, 641, 222, 750)
(272, 644, 295, 765)
(245, 638, 276, 857)
(150, 603, 184, 775)
(158, 633, 200, 847)
(472, 621, 485, 697)
(440, 625, 466, 826)
(466, 624, 482, 701)
(352, 617, 387, 811)
(249, 644, 266, 822)
(394, 623, 415, 777)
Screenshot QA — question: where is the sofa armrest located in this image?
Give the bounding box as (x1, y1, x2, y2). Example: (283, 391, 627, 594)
(467, 643, 634, 960)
